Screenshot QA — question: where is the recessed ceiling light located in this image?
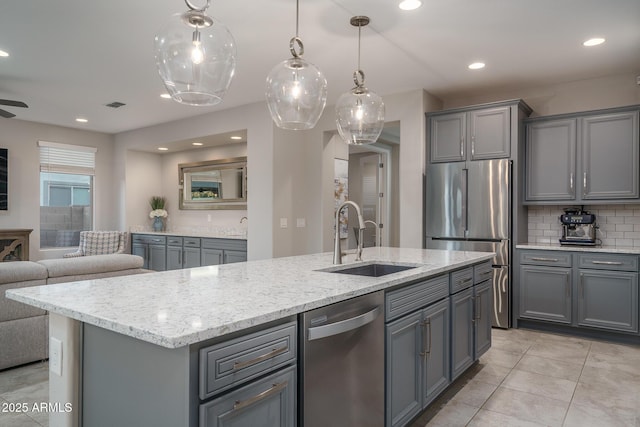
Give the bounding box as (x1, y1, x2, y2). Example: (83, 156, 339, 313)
(157, 147, 169, 151)
(160, 93, 171, 99)
(468, 62, 485, 70)
(75, 118, 88, 123)
(230, 136, 242, 140)
(192, 142, 204, 146)
(0, 50, 9, 57)
(398, 0, 422, 10)
(583, 37, 605, 47)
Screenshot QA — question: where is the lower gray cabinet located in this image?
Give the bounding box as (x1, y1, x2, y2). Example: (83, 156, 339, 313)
(202, 248, 223, 266)
(225, 250, 248, 264)
(474, 279, 492, 359)
(578, 269, 638, 333)
(450, 288, 474, 381)
(184, 246, 201, 268)
(519, 264, 572, 324)
(200, 365, 296, 427)
(202, 238, 248, 266)
(386, 298, 450, 427)
(132, 234, 166, 271)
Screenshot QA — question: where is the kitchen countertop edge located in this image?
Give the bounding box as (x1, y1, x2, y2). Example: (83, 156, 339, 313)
(516, 243, 640, 255)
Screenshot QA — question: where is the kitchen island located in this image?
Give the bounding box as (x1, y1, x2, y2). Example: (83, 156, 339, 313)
(7, 247, 494, 427)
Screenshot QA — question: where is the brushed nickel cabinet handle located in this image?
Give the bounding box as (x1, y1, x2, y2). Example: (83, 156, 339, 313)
(471, 135, 475, 157)
(591, 260, 623, 266)
(233, 346, 288, 370)
(458, 277, 472, 285)
(565, 274, 570, 298)
(531, 257, 559, 262)
(233, 381, 288, 411)
(583, 172, 587, 197)
(580, 273, 584, 299)
(419, 318, 431, 357)
(460, 138, 464, 157)
(570, 172, 574, 192)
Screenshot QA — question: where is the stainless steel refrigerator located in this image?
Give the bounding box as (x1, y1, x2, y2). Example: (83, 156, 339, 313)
(425, 158, 511, 328)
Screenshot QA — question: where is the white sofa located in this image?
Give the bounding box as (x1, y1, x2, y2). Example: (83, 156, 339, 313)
(0, 254, 149, 370)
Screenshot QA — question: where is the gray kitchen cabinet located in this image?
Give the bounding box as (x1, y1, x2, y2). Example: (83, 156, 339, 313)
(183, 246, 201, 268)
(224, 249, 248, 264)
(202, 238, 248, 266)
(474, 279, 492, 359)
(167, 236, 202, 270)
(525, 106, 640, 204)
(131, 234, 166, 271)
(577, 253, 639, 333)
(525, 119, 576, 201)
(450, 287, 474, 380)
(166, 236, 184, 271)
(201, 248, 223, 266)
(386, 298, 450, 427)
(429, 105, 512, 163)
(519, 264, 572, 324)
(200, 365, 296, 427)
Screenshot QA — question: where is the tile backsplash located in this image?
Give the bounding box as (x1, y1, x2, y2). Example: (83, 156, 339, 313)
(527, 204, 640, 247)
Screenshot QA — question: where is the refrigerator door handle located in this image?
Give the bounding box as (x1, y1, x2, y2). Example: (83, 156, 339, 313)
(462, 167, 468, 238)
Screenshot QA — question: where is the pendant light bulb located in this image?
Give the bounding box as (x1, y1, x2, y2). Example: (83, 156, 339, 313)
(154, 0, 236, 106)
(265, 0, 328, 130)
(335, 16, 385, 145)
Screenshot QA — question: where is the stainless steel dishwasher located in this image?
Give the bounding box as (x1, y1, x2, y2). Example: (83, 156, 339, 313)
(300, 290, 384, 427)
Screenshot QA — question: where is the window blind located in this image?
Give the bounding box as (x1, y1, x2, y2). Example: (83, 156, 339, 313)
(38, 140, 97, 175)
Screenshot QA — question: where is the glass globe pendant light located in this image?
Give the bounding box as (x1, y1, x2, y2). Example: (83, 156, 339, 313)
(154, 0, 236, 106)
(265, 0, 328, 130)
(335, 16, 385, 145)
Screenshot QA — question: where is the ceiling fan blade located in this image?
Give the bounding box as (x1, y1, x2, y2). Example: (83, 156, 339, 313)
(0, 108, 16, 118)
(0, 99, 28, 108)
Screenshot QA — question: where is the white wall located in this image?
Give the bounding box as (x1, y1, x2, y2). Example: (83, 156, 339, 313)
(0, 119, 115, 260)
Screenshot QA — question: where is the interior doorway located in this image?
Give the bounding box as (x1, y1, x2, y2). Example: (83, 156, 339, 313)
(346, 122, 400, 249)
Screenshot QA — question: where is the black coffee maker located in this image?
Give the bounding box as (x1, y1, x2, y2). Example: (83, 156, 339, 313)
(559, 207, 597, 246)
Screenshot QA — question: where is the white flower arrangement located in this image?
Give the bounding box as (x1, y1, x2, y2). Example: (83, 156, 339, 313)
(149, 209, 168, 218)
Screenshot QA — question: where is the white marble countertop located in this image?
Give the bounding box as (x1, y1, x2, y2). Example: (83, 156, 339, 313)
(7, 247, 492, 349)
(516, 243, 640, 255)
(131, 231, 247, 240)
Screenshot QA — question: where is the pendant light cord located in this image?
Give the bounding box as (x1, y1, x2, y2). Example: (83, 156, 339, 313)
(295, 0, 299, 38)
(357, 23, 361, 72)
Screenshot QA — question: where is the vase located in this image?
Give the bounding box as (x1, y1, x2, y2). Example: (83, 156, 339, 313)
(152, 217, 164, 232)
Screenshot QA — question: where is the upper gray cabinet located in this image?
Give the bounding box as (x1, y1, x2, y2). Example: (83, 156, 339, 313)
(429, 104, 514, 163)
(525, 106, 639, 204)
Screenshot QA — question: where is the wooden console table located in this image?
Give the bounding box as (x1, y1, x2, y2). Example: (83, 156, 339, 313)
(0, 229, 32, 261)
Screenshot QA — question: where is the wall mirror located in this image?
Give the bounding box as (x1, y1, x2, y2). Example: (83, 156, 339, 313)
(179, 157, 247, 210)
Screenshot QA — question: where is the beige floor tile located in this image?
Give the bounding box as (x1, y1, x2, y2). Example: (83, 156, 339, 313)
(478, 347, 523, 369)
(563, 401, 639, 427)
(424, 400, 479, 427)
(482, 386, 569, 427)
(467, 408, 548, 427)
(0, 362, 48, 395)
(585, 349, 640, 380)
(449, 379, 498, 408)
(463, 362, 511, 386)
(588, 340, 640, 360)
(579, 362, 640, 391)
(1, 381, 50, 426)
(571, 381, 640, 420)
(526, 339, 591, 364)
(0, 405, 43, 427)
(501, 369, 577, 403)
(490, 334, 533, 354)
(514, 354, 583, 381)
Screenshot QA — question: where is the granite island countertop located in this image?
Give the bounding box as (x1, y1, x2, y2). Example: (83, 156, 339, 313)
(516, 243, 640, 255)
(7, 247, 493, 349)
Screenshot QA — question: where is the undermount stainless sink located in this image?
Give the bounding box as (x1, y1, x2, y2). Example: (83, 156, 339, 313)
(326, 263, 417, 277)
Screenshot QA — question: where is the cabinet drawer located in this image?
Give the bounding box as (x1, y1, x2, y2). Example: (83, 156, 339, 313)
(132, 234, 166, 245)
(200, 365, 296, 427)
(578, 253, 639, 272)
(473, 261, 493, 284)
(450, 267, 473, 293)
(183, 237, 201, 248)
(385, 275, 449, 321)
(199, 321, 297, 400)
(202, 238, 247, 252)
(520, 250, 572, 267)
(166, 236, 183, 246)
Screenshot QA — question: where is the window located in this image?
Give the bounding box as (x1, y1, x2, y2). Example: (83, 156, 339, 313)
(39, 141, 96, 249)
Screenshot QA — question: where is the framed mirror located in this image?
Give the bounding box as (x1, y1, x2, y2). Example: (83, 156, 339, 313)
(179, 157, 247, 210)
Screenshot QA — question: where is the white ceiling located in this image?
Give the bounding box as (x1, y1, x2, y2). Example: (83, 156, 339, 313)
(1, 0, 638, 134)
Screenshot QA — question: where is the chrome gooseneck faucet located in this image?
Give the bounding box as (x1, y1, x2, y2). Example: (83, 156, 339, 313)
(333, 200, 366, 264)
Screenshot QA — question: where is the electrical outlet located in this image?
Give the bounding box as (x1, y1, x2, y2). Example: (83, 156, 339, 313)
(296, 218, 306, 228)
(280, 218, 288, 228)
(49, 337, 62, 376)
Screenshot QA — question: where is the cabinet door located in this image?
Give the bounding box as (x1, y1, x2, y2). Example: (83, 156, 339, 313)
(200, 365, 296, 427)
(166, 246, 182, 270)
(148, 244, 166, 271)
(474, 280, 492, 359)
(450, 288, 474, 381)
(131, 243, 148, 269)
(430, 112, 466, 163)
(201, 248, 223, 266)
(422, 299, 450, 407)
(183, 246, 201, 268)
(386, 311, 423, 427)
(578, 270, 638, 333)
(525, 119, 577, 201)
(581, 111, 639, 200)
(224, 250, 247, 264)
(468, 106, 510, 160)
(519, 265, 571, 324)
